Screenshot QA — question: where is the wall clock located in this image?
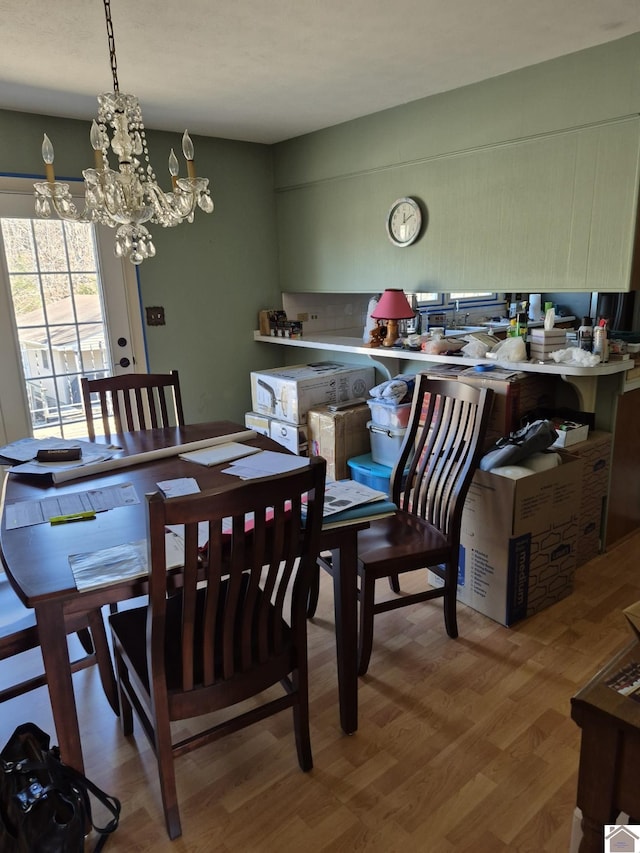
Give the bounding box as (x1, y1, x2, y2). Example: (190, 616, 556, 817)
(386, 197, 422, 247)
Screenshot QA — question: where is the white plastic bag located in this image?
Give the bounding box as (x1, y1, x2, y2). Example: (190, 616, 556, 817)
(487, 335, 527, 362)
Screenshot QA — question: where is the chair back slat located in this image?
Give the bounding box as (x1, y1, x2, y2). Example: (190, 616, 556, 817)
(81, 371, 184, 439)
(393, 376, 493, 543)
(145, 457, 325, 699)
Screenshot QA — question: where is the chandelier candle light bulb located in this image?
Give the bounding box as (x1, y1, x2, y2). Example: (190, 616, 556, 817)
(182, 131, 197, 180)
(33, 0, 214, 265)
(168, 149, 179, 189)
(41, 134, 55, 183)
(90, 121, 105, 168)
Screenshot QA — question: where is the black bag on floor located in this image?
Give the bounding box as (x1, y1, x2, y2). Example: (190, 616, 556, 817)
(0, 723, 120, 853)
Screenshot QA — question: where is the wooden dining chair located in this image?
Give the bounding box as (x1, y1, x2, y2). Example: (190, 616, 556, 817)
(109, 457, 326, 840)
(0, 574, 118, 712)
(353, 376, 494, 676)
(80, 370, 185, 440)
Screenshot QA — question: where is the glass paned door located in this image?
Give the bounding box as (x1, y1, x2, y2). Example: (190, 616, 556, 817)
(1, 218, 111, 438)
(0, 177, 145, 444)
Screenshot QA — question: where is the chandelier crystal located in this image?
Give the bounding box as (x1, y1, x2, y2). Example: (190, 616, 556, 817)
(33, 0, 214, 265)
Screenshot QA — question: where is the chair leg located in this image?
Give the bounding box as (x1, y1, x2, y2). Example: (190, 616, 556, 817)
(86, 608, 119, 715)
(155, 716, 182, 840)
(443, 562, 459, 639)
(291, 666, 313, 772)
(76, 627, 94, 654)
(306, 562, 320, 619)
(388, 574, 400, 594)
(357, 567, 376, 677)
(114, 650, 133, 735)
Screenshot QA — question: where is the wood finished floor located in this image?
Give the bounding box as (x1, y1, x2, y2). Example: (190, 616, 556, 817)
(3, 532, 640, 852)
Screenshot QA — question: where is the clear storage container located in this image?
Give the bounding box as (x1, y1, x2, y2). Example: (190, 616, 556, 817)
(367, 421, 407, 467)
(366, 399, 412, 429)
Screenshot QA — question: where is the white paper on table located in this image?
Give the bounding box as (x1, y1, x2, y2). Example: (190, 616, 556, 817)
(69, 530, 191, 592)
(222, 450, 309, 480)
(9, 443, 114, 476)
(179, 442, 261, 467)
(156, 478, 201, 498)
(69, 540, 148, 591)
(322, 480, 388, 517)
(0, 436, 113, 463)
(4, 483, 139, 529)
(165, 522, 209, 549)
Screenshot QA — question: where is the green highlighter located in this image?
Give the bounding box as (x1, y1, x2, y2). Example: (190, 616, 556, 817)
(50, 511, 96, 525)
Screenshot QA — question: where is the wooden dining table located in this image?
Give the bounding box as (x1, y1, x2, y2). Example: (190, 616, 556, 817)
(0, 421, 361, 774)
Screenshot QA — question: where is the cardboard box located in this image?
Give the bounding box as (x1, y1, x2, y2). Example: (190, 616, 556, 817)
(428, 366, 556, 450)
(623, 601, 640, 640)
(245, 411, 308, 454)
(529, 329, 567, 344)
(244, 411, 271, 436)
(430, 456, 583, 626)
(269, 419, 308, 455)
(250, 362, 375, 425)
(564, 430, 612, 567)
(550, 421, 590, 448)
(529, 345, 565, 360)
(307, 404, 370, 480)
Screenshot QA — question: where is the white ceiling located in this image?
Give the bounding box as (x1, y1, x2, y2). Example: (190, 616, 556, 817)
(0, 0, 639, 145)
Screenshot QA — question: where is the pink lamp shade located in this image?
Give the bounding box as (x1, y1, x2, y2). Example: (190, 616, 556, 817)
(370, 289, 415, 320)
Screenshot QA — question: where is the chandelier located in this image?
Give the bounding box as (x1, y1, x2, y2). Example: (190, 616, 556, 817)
(33, 0, 214, 265)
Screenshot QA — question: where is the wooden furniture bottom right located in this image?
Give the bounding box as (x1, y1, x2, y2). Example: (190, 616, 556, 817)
(571, 640, 640, 853)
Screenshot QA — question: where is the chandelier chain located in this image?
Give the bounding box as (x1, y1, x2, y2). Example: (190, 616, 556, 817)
(103, 0, 119, 93)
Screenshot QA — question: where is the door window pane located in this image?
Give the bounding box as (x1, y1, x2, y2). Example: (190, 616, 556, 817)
(0, 218, 112, 438)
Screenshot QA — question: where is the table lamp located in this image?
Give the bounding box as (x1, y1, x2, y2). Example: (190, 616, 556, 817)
(370, 289, 415, 347)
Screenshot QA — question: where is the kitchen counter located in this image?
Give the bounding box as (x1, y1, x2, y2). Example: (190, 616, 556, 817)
(254, 329, 619, 375)
(253, 329, 629, 412)
(254, 326, 637, 548)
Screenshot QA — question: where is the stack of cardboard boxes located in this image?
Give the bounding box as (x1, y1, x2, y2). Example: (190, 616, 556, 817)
(422, 367, 613, 627)
(246, 362, 374, 478)
(528, 328, 568, 361)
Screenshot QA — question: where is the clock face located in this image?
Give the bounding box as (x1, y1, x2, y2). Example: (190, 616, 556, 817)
(386, 197, 422, 247)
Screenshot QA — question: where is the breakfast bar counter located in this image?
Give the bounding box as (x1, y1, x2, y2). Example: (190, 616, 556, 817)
(253, 330, 631, 419)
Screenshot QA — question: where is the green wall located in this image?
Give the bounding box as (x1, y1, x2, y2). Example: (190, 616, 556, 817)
(0, 108, 285, 423)
(3, 33, 640, 424)
(273, 34, 640, 295)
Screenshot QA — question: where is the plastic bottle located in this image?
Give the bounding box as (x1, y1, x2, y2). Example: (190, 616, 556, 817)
(578, 317, 593, 352)
(593, 320, 609, 363)
(507, 318, 518, 337)
(516, 312, 527, 339)
(363, 295, 379, 342)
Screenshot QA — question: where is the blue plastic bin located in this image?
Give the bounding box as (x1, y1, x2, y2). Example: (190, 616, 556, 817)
(347, 453, 393, 496)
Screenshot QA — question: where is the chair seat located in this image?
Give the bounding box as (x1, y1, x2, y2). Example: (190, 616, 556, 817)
(0, 581, 117, 709)
(357, 510, 450, 575)
(110, 581, 293, 696)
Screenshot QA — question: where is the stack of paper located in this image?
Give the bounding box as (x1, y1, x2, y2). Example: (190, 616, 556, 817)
(320, 480, 397, 528)
(179, 442, 261, 466)
(223, 450, 310, 480)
